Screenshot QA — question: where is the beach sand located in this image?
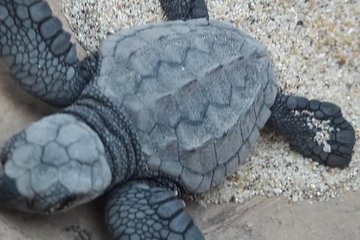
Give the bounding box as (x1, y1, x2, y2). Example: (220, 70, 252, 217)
(0, 0, 359, 239)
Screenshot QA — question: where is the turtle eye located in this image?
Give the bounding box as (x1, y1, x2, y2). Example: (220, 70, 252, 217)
(0, 113, 112, 213)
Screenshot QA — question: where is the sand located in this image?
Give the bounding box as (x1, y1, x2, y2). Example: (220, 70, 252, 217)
(0, 0, 359, 239)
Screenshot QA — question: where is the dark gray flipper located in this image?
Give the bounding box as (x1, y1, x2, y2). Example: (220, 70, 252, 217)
(159, 0, 209, 20)
(0, 0, 91, 107)
(105, 182, 204, 240)
(268, 93, 355, 168)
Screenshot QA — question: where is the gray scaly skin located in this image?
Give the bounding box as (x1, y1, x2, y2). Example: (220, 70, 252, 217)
(0, 0, 356, 239)
(0, 0, 97, 106)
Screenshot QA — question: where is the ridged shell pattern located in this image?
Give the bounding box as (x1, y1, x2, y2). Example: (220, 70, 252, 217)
(96, 19, 277, 193)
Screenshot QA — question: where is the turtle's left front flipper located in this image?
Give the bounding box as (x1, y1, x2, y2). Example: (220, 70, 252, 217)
(268, 93, 356, 168)
(105, 181, 205, 240)
(0, 0, 95, 107)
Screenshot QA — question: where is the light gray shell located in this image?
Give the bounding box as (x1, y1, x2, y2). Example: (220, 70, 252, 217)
(95, 19, 277, 193)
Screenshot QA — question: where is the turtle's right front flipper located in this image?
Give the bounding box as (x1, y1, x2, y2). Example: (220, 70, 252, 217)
(0, 0, 90, 107)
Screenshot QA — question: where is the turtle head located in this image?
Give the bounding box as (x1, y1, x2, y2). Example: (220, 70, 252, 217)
(0, 114, 112, 214)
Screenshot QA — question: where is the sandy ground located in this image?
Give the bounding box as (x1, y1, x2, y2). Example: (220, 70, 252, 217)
(0, 0, 359, 240)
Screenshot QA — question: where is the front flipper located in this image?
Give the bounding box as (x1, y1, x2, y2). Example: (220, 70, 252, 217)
(268, 94, 356, 168)
(159, 0, 209, 20)
(105, 182, 204, 240)
(0, 0, 89, 107)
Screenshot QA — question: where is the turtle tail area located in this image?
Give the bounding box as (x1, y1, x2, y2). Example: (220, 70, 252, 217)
(267, 93, 356, 169)
(105, 181, 205, 240)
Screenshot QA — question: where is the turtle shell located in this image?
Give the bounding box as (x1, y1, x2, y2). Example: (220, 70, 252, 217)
(95, 19, 277, 193)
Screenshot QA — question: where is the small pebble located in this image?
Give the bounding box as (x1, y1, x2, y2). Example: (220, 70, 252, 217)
(296, 20, 304, 26)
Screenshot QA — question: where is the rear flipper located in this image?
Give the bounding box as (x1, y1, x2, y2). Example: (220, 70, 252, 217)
(159, 0, 209, 20)
(0, 0, 94, 107)
(268, 94, 356, 168)
(105, 181, 204, 240)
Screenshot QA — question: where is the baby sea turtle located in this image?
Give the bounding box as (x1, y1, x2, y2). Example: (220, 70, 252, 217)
(0, 0, 356, 239)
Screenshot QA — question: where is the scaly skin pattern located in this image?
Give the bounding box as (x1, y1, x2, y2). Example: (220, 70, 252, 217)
(0, 114, 111, 213)
(106, 182, 204, 240)
(96, 19, 277, 193)
(63, 86, 142, 186)
(269, 94, 356, 168)
(159, 0, 209, 20)
(0, 0, 85, 106)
